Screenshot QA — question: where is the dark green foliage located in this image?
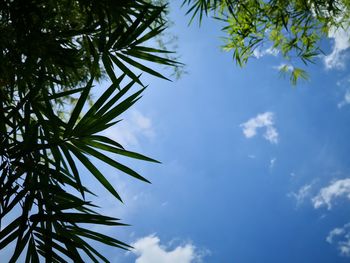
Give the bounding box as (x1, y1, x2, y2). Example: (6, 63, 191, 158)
(0, 0, 178, 261)
(183, 0, 350, 84)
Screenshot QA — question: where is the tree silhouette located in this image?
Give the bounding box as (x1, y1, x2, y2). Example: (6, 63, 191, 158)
(0, 0, 178, 261)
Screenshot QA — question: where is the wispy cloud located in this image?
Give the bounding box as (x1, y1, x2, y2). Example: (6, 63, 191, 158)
(338, 89, 350, 108)
(288, 183, 313, 206)
(273, 63, 294, 72)
(324, 26, 350, 70)
(248, 154, 256, 159)
(327, 223, 350, 256)
(240, 112, 279, 144)
(269, 158, 276, 169)
(131, 235, 208, 263)
(253, 46, 279, 59)
(312, 178, 350, 209)
(102, 110, 155, 148)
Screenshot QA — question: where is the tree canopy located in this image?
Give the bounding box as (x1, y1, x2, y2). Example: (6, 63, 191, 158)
(183, 0, 350, 84)
(0, 0, 178, 262)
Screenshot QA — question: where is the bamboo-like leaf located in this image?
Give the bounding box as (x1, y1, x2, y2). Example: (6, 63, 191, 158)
(74, 142, 151, 183)
(96, 77, 138, 117)
(65, 77, 94, 136)
(46, 87, 85, 101)
(0, 216, 22, 241)
(74, 75, 134, 131)
(65, 144, 122, 202)
(9, 230, 32, 263)
(60, 145, 85, 198)
(25, 238, 39, 263)
(132, 25, 166, 46)
(110, 55, 143, 85)
(115, 53, 170, 80)
(87, 135, 124, 149)
(85, 139, 159, 163)
(68, 226, 131, 249)
(132, 46, 174, 54)
(70, 235, 110, 263)
(102, 54, 119, 84)
(0, 229, 20, 249)
(0, 189, 27, 220)
(123, 49, 178, 66)
(0, 1, 174, 261)
(79, 74, 125, 123)
(97, 88, 145, 126)
(31, 212, 124, 226)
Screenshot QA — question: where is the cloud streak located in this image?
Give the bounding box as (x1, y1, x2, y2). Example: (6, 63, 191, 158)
(338, 89, 350, 108)
(288, 183, 313, 206)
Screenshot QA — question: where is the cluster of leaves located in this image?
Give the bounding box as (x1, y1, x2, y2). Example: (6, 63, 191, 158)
(183, 0, 350, 84)
(0, 0, 179, 262)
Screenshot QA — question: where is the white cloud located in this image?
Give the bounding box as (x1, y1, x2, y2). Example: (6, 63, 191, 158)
(326, 223, 350, 256)
(338, 89, 350, 108)
(253, 46, 279, 58)
(131, 235, 207, 263)
(312, 178, 350, 209)
(102, 110, 155, 147)
(264, 126, 279, 144)
(131, 110, 153, 131)
(274, 63, 294, 72)
(240, 112, 279, 144)
(288, 183, 313, 206)
(324, 26, 350, 70)
(327, 227, 346, 243)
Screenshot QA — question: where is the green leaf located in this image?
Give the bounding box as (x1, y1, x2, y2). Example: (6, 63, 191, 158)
(123, 49, 179, 66)
(87, 135, 124, 149)
(65, 77, 94, 137)
(67, 225, 131, 249)
(45, 87, 85, 101)
(65, 143, 123, 202)
(80, 74, 126, 122)
(102, 54, 119, 84)
(74, 141, 151, 183)
(110, 55, 143, 86)
(9, 230, 32, 263)
(60, 145, 85, 198)
(85, 139, 159, 163)
(97, 88, 145, 126)
(31, 213, 125, 226)
(25, 238, 39, 263)
(0, 229, 20, 249)
(0, 189, 27, 220)
(115, 53, 170, 80)
(0, 216, 22, 241)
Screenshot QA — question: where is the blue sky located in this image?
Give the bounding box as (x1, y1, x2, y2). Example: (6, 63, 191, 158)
(0, 2, 350, 263)
(85, 4, 350, 263)
(3, 3, 350, 263)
